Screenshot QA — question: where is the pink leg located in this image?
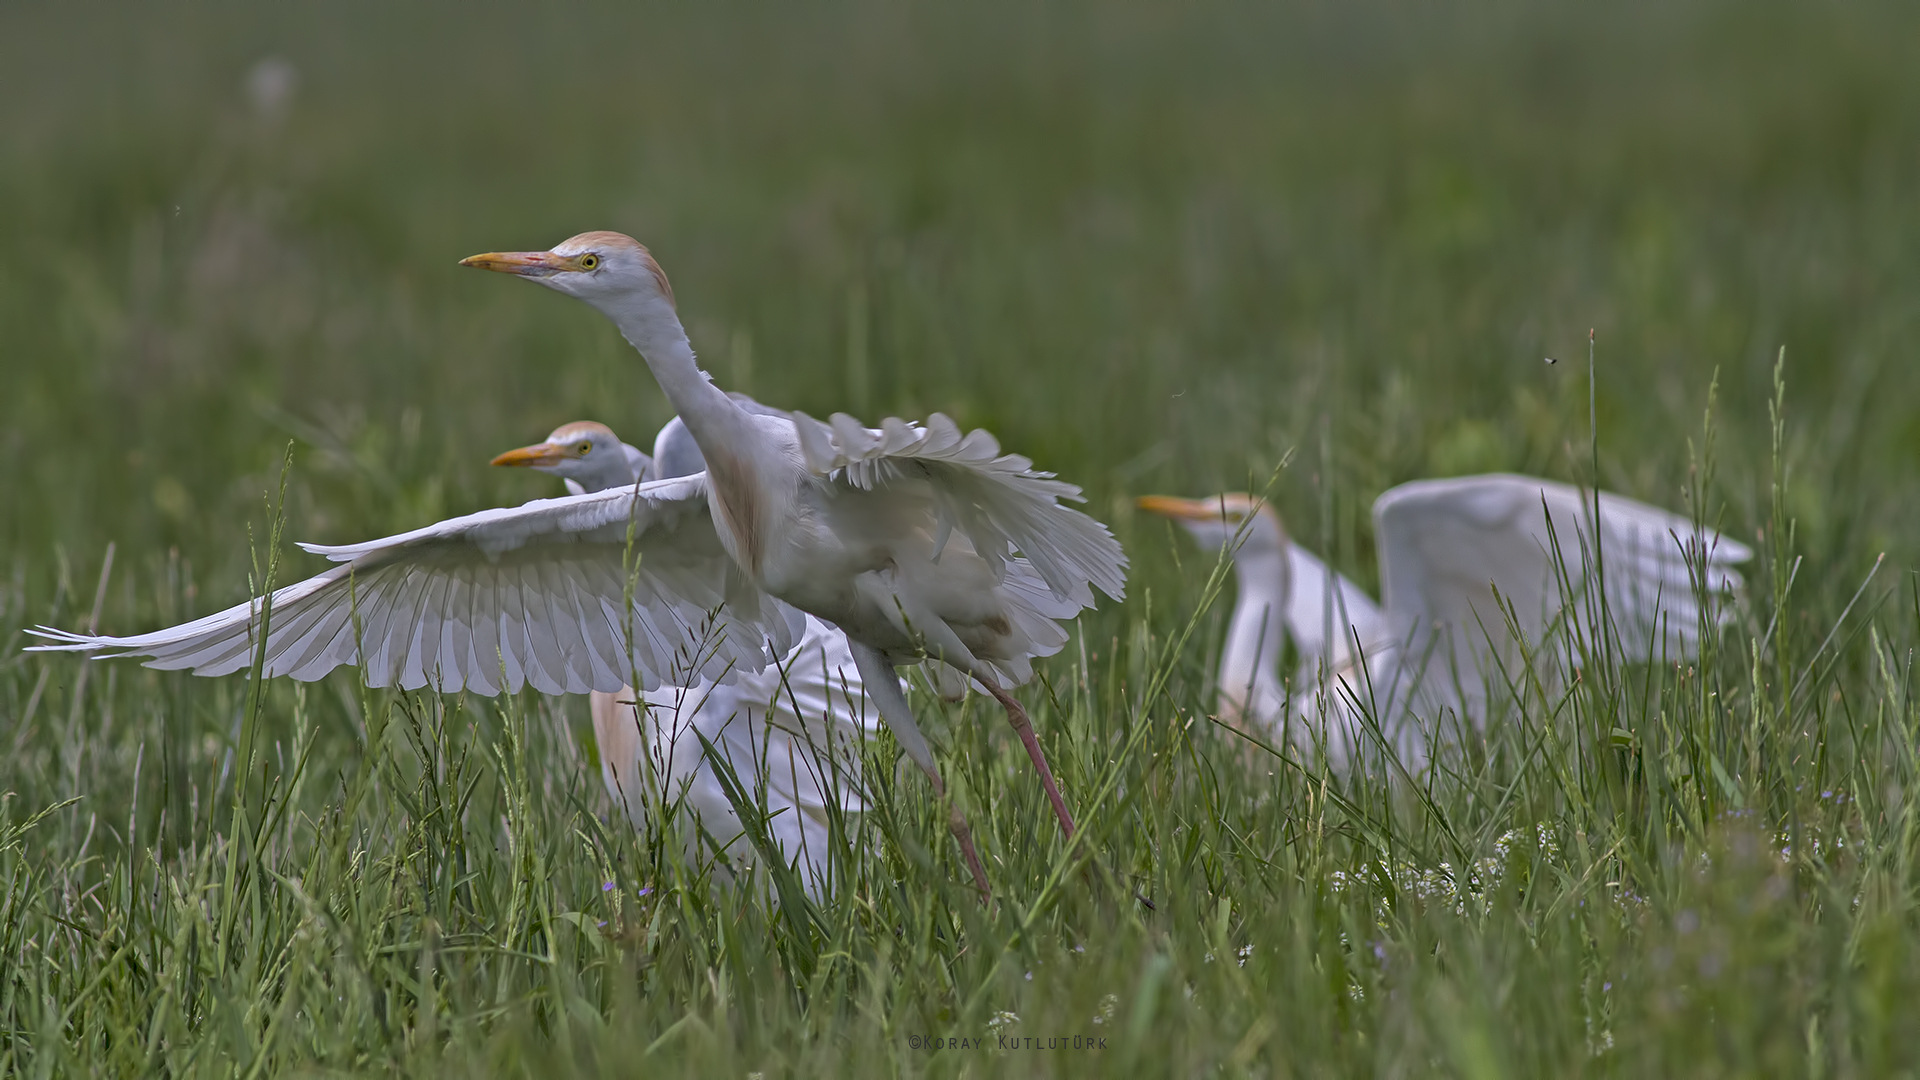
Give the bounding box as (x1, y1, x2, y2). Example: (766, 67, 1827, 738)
(924, 767, 991, 901)
(979, 680, 1076, 840)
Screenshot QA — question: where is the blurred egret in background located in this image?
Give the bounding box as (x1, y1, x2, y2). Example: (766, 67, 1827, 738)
(1140, 476, 1750, 769)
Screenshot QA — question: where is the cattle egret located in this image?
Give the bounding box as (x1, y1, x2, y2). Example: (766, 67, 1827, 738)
(1140, 475, 1749, 768)
(459, 231, 1127, 896)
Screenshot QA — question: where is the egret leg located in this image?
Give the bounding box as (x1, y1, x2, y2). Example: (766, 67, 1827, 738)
(848, 641, 991, 901)
(924, 769, 991, 902)
(972, 672, 1075, 841)
(875, 605, 1078, 843)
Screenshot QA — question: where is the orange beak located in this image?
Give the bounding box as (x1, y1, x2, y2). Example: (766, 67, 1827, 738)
(1135, 495, 1213, 521)
(459, 250, 577, 277)
(490, 442, 571, 468)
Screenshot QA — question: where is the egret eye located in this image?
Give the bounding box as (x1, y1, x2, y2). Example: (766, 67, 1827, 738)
(579, 253, 600, 270)
(578, 442, 593, 455)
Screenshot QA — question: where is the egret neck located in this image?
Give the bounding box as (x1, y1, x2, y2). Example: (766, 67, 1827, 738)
(1218, 534, 1290, 723)
(598, 285, 792, 578)
(1136, 494, 1294, 727)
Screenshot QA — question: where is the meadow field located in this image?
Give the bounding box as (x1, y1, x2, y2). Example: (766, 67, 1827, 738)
(4, 1, 1920, 1074)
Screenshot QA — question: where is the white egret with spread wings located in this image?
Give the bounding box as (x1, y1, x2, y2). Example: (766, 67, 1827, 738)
(34, 231, 1126, 898)
(456, 232, 1126, 895)
(1139, 476, 1749, 769)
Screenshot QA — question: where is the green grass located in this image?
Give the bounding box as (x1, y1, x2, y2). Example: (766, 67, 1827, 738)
(5, 0, 1920, 1073)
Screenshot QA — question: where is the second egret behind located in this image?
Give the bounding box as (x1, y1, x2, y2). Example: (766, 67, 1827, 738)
(492, 417, 883, 901)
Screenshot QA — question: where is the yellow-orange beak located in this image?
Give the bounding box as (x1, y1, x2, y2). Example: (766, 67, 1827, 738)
(460, 250, 576, 277)
(490, 442, 571, 468)
(1135, 495, 1212, 521)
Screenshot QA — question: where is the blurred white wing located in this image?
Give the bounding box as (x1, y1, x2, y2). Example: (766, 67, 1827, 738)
(791, 410, 1128, 610)
(724, 617, 884, 749)
(29, 474, 805, 696)
(600, 615, 881, 900)
(1372, 474, 1750, 662)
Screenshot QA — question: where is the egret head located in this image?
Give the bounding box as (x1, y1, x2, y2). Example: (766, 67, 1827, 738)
(490, 420, 645, 494)
(1136, 493, 1287, 556)
(461, 231, 674, 317)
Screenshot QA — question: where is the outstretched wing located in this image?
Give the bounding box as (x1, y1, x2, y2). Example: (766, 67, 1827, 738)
(791, 410, 1128, 611)
(1373, 473, 1750, 662)
(29, 474, 805, 696)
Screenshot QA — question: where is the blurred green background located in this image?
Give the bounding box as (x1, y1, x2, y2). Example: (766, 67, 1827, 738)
(6, 2, 1920, 1073)
(4, 0, 1914, 610)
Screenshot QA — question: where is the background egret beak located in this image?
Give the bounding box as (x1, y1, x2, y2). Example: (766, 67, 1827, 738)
(1136, 494, 1211, 521)
(490, 442, 570, 467)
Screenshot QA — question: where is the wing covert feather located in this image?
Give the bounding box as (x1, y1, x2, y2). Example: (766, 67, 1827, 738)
(791, 410, 1127, 616)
